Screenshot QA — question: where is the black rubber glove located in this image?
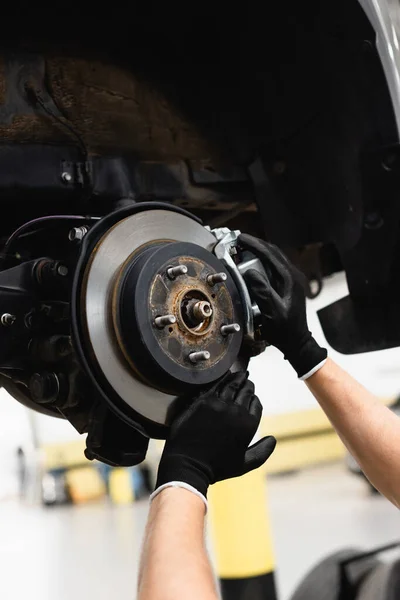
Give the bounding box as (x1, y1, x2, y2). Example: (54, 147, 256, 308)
(85, 403, 149, 467)
(156, 371, 276, 498)
(240, 234, 327, 379)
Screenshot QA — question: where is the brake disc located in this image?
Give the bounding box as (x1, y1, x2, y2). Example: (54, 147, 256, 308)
(72, 204, 248, 438)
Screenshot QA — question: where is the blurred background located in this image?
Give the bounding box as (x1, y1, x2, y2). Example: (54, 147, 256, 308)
(1, 270, 399, 600)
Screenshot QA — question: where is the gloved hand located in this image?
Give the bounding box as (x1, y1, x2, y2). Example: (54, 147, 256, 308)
(154, 371, 276, 502)
(240, 234, 327, 380)
(85, 403, 149, 467)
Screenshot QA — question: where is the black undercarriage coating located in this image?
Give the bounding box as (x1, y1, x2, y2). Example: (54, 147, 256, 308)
(0, 1, 398, 461)
(0, 3, 395, 279)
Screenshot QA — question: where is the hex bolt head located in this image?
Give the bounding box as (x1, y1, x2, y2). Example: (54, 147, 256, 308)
(207, 272, 227, 286)
(61, 171, 73, 183)
(167, 265, 188, 280)
(189, 351, 211, 364)
(1, 313, 16, 327)
(155, 315, 177, 329)
(221, 323, 241, 336)
(68, 226, 88, 242)
(57, 264, 69, 277)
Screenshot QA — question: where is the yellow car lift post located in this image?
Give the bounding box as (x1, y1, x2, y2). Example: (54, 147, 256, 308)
(209, 467, 277, 600)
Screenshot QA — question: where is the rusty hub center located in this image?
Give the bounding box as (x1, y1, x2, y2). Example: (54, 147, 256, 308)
(114, 240, 244, 395)
(179, 290, 213, 333)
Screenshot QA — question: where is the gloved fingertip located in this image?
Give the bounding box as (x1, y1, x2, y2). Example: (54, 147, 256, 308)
(238, 233, 264, 253)
(218, 370, 248, 401)
(243, 436, 277, 473)
(257, 435, 277, 457)
(264, 435, 277, 454)
(244, 268, 272, 292)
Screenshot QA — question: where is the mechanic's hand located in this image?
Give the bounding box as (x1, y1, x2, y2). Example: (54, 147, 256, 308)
(239, 234, 327, 380)
(85, 403, 149, 467)
(155, 371, 276, 499)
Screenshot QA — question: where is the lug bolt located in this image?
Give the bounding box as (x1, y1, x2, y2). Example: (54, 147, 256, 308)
(207, 272, 227, 286)
(167, 265, 188, 280)
(193, 301, 213, 321)
(155, 315, 177, 329)
(189, 351, 211, 364)
(221, 323, 241, 336)
(68, 226, 88, 242)
(1, 313, 16, 327)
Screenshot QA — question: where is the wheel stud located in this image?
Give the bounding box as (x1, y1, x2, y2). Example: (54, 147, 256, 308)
(155, 315, 177, 329)
(207, 272, 227, 286)
(167, 265, 188, 279)
(189, 351, 211, 364)
(221, 323, 241, 336)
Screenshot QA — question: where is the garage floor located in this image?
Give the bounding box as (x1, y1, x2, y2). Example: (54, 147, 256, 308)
(0, 463, 399, 600)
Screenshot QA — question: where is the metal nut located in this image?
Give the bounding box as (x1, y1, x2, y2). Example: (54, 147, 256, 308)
(193, 301, 213, 321)
(68, 226, 88, 242)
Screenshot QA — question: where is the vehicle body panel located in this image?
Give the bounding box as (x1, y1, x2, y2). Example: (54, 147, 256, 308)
(360, 0, 400, 135)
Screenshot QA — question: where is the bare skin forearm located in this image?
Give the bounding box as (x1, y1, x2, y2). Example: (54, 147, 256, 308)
(138, 488, 218, 600)
(307, 358, 400, 508)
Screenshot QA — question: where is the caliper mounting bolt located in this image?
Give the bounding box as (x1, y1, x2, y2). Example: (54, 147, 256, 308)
(155, 315, 177, 329)
(207, 272, 227, 286)
(189, 351, 211, 364)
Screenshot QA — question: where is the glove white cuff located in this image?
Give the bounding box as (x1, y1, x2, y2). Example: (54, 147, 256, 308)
(150, 481, 208, 513)
(299, 358, 327, 381)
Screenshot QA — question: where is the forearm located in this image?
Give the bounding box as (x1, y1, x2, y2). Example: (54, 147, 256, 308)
(307, 358, 400, 508)
(138, 488, 218, 600)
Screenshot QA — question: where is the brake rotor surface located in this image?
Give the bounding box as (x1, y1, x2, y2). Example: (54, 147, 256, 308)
(80, 209, 243, 434)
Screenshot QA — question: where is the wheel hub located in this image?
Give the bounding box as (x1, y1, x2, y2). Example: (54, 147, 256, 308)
(114, 241, 243, 394)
